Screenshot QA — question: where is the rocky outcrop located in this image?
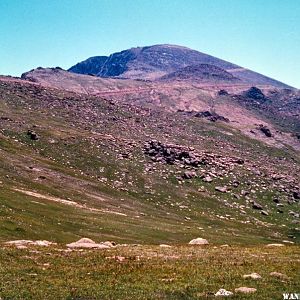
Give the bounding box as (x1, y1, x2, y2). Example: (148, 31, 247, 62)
(144, 140, 204, 166)
(27, 129, 39, 140)
(243, 87, 267, 103)
(194, 111, 229, 122)
(258, 125, 272, 137)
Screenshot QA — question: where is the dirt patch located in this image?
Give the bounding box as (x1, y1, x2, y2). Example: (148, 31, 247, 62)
(13, 188, 127, 216)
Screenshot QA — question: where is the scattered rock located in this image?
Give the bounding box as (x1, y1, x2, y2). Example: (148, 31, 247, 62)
(243, 273, 262, 280)
(215, 288, 233, 297)
(144, 140, 202, 167)
(188, 237, 209, 245)
(106, 255, 126, 262)
(266, 243, 285, 247)
(269, 272, 289, 280)
(182, 170, 197, 179)
(66, 238, 114, 249)
(194, 111, 229, 123)
(252, 202, 263, 210)
(218, 89, 229, 96)
(5, 240, 56, 248)
(293, 191, 300, 200)
(234, 287, 257, 294)
(261, 210, 269, 216)
(159, 244, 172, 248)
(215, 186, 227, 193)
(202, 176, 213, 182)
(101, 241, 116, 247)
(203, 175, 213, 182)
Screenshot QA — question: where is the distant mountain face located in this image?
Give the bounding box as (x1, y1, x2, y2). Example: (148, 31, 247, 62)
(68, 44, 292, 88)
(68, 56, 108, 75)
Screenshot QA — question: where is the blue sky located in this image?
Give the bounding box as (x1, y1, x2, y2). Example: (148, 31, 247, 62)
(0, 0, 299, 88)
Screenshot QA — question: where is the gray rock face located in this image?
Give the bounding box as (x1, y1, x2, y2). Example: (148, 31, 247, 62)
(68, 56, 108, 75)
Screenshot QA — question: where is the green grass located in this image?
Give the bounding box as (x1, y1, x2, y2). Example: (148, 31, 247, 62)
(0, 245, 299, 299)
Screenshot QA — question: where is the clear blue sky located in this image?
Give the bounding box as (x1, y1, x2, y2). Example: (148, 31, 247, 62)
(0, 0, 299, 88)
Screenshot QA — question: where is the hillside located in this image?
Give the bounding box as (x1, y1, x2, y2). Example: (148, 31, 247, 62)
(21, 67, 300, 152)
(68, 44, 292, 88)
(0, 76, 299, 246)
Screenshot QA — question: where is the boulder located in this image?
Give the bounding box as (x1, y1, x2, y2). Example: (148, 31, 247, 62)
(27, 130, 39, 140)
(293, 191, 300, 200)
(188, 238, 209, 245)
(234, 287, 257, 294)
(66, 238, 113, 249)
(203, 175, 213, 183)
(215, 186, 227, 193)
(215, 288, 233, 296)
(269, 272, 289, 280)
(159, 244, 172, 248)
(243, 273, 262, 280)
(218, 89, 229, 96)
(266, 243, 285, 247)
(182, 171, 197, 179)
(252, 202, 263, 210)
(258, 125, 272, 137)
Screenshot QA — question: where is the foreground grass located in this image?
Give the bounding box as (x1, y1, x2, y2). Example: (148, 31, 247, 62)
(0, 245, 299, 299)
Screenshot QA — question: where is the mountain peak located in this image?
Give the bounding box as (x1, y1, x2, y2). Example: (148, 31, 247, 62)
(67, 44, 292, 88)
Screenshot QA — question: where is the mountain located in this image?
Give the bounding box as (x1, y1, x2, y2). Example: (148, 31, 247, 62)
(68, 44, 292, 88)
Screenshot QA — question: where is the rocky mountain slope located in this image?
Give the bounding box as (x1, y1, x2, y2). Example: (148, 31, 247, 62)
(0, 75, 299, 246)
(158, 64, 240, 83)
(21, 67, 300, 152)
(68, 44, 292, 88)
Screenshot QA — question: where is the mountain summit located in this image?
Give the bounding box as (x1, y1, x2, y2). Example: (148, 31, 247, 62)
(68, 44, 291, 88)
